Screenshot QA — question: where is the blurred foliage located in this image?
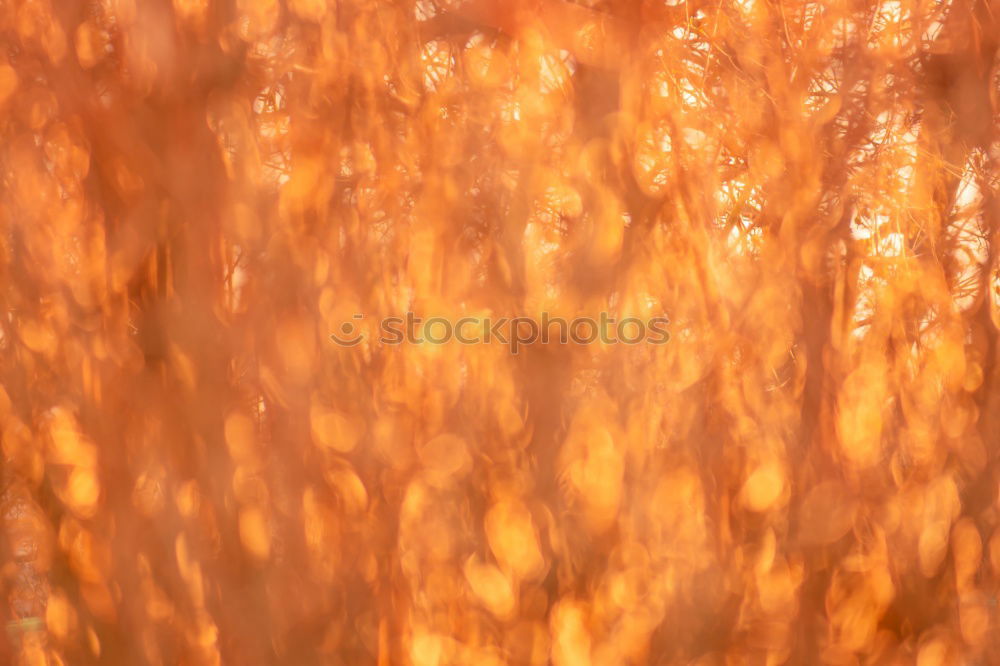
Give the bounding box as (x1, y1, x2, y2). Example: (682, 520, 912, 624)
(1, 0, 1000, 664)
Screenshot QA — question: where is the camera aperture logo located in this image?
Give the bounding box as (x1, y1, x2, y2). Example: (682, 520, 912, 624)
(330, 312, 670, 354)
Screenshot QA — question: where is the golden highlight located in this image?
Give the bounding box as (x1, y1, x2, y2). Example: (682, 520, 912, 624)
(1, 0, 1000, 664)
